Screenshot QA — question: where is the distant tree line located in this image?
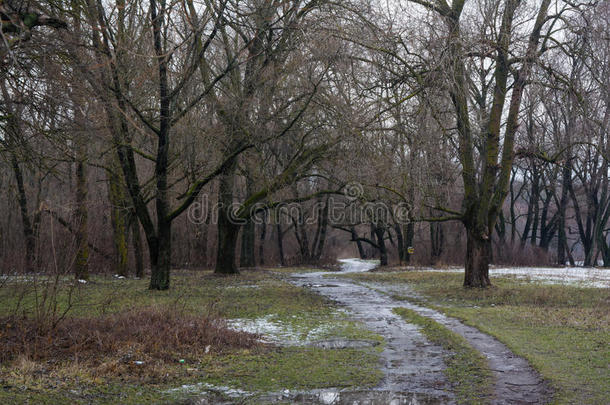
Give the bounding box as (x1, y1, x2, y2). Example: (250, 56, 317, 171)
(1, 0, 607, 288)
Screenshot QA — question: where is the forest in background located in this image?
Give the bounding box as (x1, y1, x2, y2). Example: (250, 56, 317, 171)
(1, 0, 609, 289)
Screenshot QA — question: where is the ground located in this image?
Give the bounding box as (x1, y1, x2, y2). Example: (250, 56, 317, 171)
(0, 269, 382, 404)
(0, 262, 608, 404)
(342, 266, 610, 404)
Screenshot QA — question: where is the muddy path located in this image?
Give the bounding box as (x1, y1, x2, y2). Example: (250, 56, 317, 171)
(289, 259, 551, 405)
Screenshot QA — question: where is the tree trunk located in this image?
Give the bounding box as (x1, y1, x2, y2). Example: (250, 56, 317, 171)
(293, 207, 311, 262)
(404, 222, 414, 263)
(259, 215, 267, 266)
(107, 167, 129, 277)
(11, 154, 36, 272)
(240, 218, 256, 267)
(395, 224, 404, 263)
(131, 217, 144, 278)
(351, 226, 366, 259)
(464, 229, 492, 288)
(149, 230, 171, 289)
(313, 199, 329, 261)
(194, 198, 211, 266)
(374, 226, 388, 266)
(430, 222, 444, 262)
(214, 164, 240, 274)
(216, 216, 240, 274)
(70, 0, 89, 280)
(74, 143, 89, 280)
(557, 224, 568, 266)
(240, 177, 256, 267)
(276, 223, 285, 266)
(521, 171, 538, 248)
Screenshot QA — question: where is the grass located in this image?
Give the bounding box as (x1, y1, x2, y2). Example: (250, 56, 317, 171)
(0, 270, 334, 319)
(392, 308, 493, 405)
(0, 269, 383, 404)
(200, 346, 381, 391)
(267, 266, 333, 274)
(345, 270, 610, 405)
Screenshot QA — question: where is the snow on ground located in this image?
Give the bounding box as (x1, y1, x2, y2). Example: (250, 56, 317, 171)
(227, 314, 333, 345)
(336, 258, 609, 288)
(338, 258, 379, 273)
(427, 266, 610, 288)
(166, 381, 353, 404)
(166, 382, 250, 397)
(226, 259, 379, 344)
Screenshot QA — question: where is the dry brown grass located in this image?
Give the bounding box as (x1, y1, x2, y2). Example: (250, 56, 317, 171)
(0, 306, 261, 379)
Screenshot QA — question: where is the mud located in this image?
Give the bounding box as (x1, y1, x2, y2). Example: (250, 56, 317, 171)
(188, 259, 550, 404)
(290, 258, 551, 405)
(308, 338, 381, 349)
(365, 282, 552, 404)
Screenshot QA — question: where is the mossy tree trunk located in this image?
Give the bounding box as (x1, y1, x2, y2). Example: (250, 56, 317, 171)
(74, 138, 89, 280)
(73, 59, 89, 280)
(85, 0, 240, 289)
(148, 230, 171, 288)
(240, 219, 256, 267)
(1, 70, 39, 272)
(413, 0, 552, 287)
(258, 213, 267, 266)
(107, 162, 129, 277)
(131, 216, 144, 278)
(215, 161, 240, 275)
(11, 154, 36, 272)
(239, 178, 256, 268)
(463, 228, 492, 288)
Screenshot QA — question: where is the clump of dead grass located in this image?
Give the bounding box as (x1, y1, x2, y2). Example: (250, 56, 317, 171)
(0, 306, 260, 375)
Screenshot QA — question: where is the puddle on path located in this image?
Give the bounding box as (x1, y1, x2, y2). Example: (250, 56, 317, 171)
(290, 259, 551, 405)
(184, 259, 550, 404)
(291, 268, 455, 403)
(176, 384, 449, 404)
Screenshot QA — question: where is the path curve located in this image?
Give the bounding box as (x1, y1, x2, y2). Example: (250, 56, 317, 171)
(291, 259, 551, 405)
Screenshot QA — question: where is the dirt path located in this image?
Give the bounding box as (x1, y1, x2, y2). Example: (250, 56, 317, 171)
(290, 259, 551, 405)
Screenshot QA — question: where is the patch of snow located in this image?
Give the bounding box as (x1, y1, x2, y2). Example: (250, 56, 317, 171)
(165, 382, 360, 404)
(295, 258, 379, 277)
(425, 266, 610, 288)
(319, 390, 340, 404)
(492, 266, 610, 288)
(165, 382, 251, 398)
(338, 258, 379, 273)
(227, 314, 333, 345)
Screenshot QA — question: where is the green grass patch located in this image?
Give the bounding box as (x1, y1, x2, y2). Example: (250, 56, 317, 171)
(201, 346, 382, 391)
(351, 270, 610, 404)
(0, 270, 383, 404)
(0, 270, 335, 320)
(267, 266, 332, 274)
(438, 306, 609, 405)
(393, 307, 493, 404)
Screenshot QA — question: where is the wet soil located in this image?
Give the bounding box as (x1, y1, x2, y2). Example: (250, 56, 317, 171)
(288, 259, 551, 404)
(190, 259, 550, 404)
